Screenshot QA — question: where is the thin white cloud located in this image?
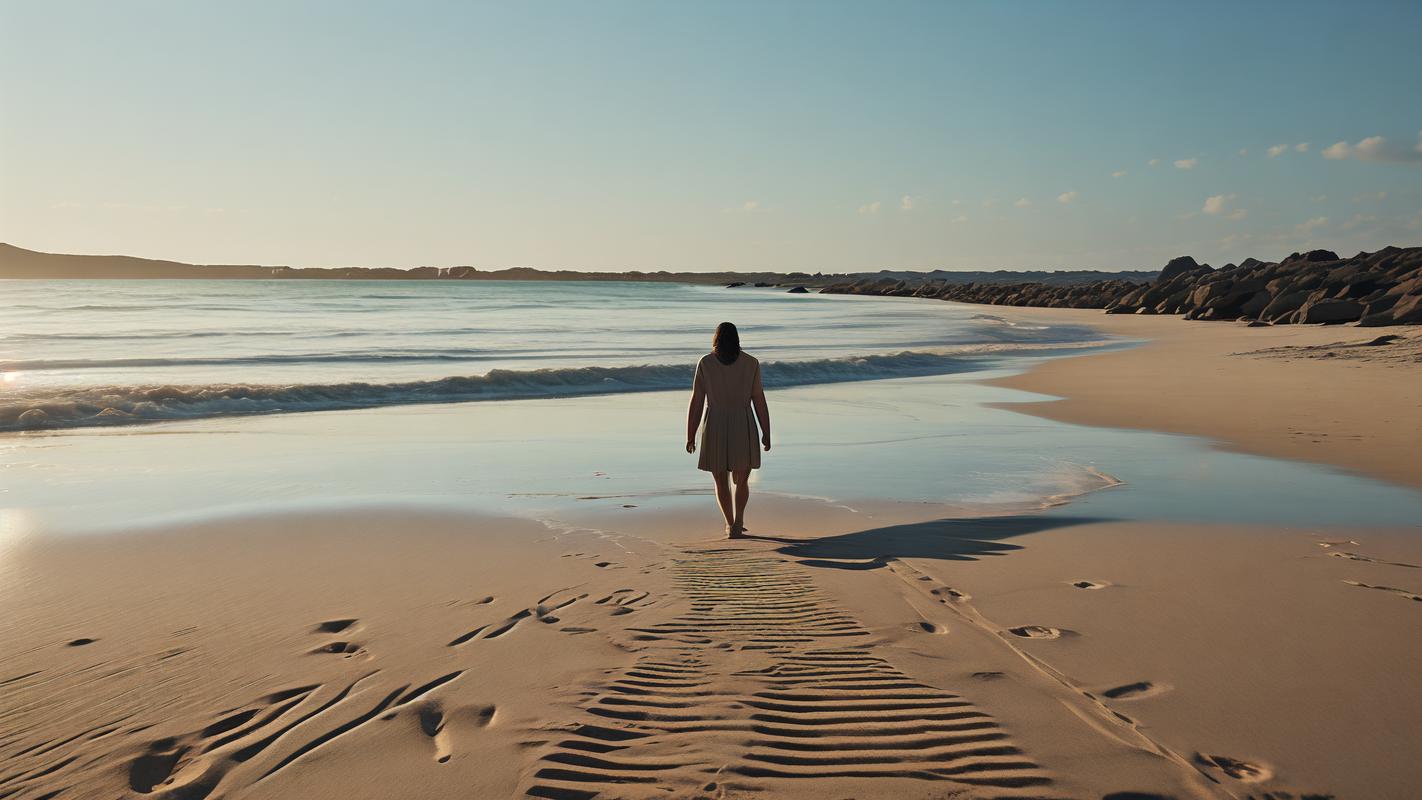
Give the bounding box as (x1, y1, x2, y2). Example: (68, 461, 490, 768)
(1323, 132, 1422, 163)
(1057, 190, 1078, 204)
(1202, 194, 1233, 215)
(1267, 144, 1289, 158)
(1340, 213, 1375, 231)
(857, 201, 881, 215)
(1295, 216, 1329, 235)
(1111, 169, 1128, 178)
(1312, 194, 1327, 203)
(1013, 197, 1032, 208)
(982, 198, 998, 209)
(1202, 194, 1247, 220)
(1294, 142, 1309, 153)
(950, 215, 968, 224)
(1174, 158, 1197, 170)
(900, 195, 915, 211)
(1147, 158, 1161, 167)
(1238, 148, 1248, 157)
(742, 200, 760, 212)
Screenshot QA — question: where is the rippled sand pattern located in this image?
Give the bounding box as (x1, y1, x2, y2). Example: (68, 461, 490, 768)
(524, 548, 1052, 799)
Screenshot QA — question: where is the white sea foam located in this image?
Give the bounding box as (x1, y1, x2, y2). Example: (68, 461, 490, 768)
(2, 347, 1110, 430)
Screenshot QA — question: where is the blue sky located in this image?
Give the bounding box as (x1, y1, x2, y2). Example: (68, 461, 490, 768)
(2, 0, 1419, 271)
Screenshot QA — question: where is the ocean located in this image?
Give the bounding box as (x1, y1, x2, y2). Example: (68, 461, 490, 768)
(0, 280, 1107, 430)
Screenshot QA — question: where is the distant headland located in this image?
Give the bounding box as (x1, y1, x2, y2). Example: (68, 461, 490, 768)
(0, 242, 1154, 287)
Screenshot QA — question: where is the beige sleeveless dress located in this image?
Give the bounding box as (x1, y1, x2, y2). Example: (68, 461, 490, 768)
(694, 352, 763, 473)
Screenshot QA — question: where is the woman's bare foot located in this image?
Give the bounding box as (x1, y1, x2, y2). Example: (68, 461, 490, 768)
(728, 522, 747, 539)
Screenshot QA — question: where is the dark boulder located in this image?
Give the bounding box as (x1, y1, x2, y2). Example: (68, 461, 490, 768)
(786, 286, 808, 294)
(1158, 256, 1209, 284)
(1297, 298, 1364, 324)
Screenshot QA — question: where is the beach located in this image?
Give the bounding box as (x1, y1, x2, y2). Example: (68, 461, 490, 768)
(2, 295, 1420, 800)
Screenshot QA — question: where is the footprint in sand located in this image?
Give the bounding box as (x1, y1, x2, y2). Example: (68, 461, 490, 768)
(1194, 752, 1273, 782)
(66, 637, 98, 647)
(445, 596, 496, 608)
(1071, 580, 1111, 590)
(596, 589, 652, 616)
(906, 621, 948, 634)
(886, 559, 970, 602)
(415, 701, 497, 764)
(930, 585, 970, 602)
(1007, 625, 1074, 640)
(309, 641, 364, 657)
(1100, 681, 1169, 700)
(448, 591, 589, 646)
(313, 618, 358, 634)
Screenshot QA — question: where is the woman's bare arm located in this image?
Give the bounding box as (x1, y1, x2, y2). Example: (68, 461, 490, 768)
(752, 387, 771, 451)
(686, 383, 706, 452)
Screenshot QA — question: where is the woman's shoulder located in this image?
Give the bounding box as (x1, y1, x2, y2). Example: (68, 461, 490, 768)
(740, 352, 759, 366)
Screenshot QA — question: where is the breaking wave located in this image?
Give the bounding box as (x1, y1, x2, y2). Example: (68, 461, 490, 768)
(1, 349, 1025, 431)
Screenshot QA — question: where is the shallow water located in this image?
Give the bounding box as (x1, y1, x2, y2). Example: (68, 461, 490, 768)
(4, 368, 1421, 537)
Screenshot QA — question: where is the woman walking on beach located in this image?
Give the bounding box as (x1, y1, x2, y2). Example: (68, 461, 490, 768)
(686, 322, 771, 538)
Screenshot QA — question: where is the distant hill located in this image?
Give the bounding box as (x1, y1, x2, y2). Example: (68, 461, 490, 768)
(0, 243, 1156, 286)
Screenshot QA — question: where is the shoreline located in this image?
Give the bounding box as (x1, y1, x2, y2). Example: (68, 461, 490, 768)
(983, 305, 1422, 490)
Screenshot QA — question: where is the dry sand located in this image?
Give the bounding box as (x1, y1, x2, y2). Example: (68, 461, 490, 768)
(2, 315, 1420, 800)
(989, 310, 1422, 490)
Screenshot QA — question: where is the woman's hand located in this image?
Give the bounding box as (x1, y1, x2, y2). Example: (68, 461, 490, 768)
(686, 441, 696, 454)
(762, 433, 771, 452)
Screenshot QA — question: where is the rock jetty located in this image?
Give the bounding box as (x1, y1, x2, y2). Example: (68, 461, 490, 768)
(819, 247, 1422, 326)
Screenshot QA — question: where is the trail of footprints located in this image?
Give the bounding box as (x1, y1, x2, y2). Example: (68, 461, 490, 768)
(524, 548, 1051, 799)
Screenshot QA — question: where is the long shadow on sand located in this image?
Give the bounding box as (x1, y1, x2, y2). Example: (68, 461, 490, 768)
(749, 515, 1107, 570)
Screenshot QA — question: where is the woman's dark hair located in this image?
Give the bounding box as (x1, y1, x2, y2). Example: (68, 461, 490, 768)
(713, 322, 741, 365)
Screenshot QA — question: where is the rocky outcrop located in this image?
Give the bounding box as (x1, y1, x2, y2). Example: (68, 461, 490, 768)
(1106, 247, 1422, 326)
(820, 276, 1143, 309)
(817, 247, 1422, 326)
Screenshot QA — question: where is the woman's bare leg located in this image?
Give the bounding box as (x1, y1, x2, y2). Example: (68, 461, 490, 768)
(731, 468, 751, 533)
(712, 471, 735, 530)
